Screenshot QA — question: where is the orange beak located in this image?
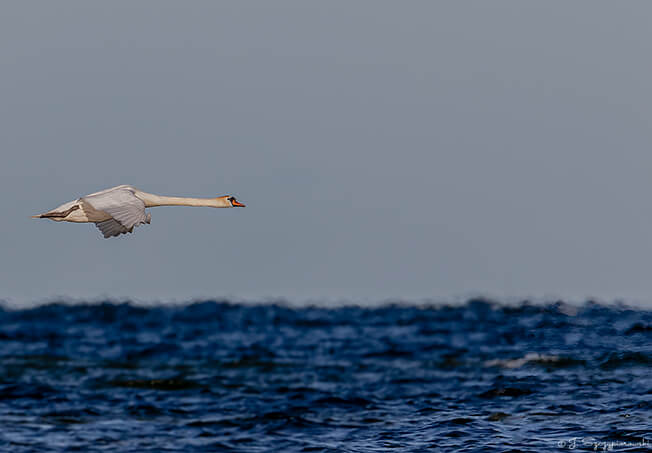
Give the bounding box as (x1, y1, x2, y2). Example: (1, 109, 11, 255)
(232, 200, 246, 207)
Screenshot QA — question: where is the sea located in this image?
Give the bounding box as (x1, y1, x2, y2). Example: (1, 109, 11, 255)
(0, 299, 650, 452)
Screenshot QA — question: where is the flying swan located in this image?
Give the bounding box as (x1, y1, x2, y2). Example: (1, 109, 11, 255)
(32, 185, 245, 238)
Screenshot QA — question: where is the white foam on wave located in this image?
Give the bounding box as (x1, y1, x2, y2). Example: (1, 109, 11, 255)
(484, 352, 562, 369)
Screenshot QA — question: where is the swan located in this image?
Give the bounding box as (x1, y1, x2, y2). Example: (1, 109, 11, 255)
(32, 185, 245, 238)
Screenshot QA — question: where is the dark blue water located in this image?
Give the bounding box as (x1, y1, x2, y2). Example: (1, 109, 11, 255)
(0, 300, 650, 452)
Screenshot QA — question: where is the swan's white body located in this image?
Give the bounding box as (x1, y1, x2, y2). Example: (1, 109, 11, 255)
(33, 185, 245, 238)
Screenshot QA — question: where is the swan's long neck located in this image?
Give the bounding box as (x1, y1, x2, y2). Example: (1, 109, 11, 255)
(135, 191, 230, 208)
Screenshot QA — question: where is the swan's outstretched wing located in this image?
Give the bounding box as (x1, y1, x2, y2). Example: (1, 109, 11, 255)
(82, 187, 151, 238)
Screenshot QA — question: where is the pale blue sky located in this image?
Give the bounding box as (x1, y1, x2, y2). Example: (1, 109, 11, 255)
(2, 2, 652, 305)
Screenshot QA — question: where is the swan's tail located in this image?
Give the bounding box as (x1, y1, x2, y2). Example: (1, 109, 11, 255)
(32, 205, 80, 219)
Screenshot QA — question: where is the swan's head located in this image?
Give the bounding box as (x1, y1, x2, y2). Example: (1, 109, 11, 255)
(218, 195, 246, 207)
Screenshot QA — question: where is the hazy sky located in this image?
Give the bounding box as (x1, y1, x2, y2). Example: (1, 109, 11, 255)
(2, 2, 652, 306)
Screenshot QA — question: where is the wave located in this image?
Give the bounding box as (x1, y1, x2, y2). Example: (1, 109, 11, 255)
(1, 296, 651, 313)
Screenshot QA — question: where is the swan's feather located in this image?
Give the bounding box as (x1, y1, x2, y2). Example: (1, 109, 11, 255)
(82, 186, 151, 237)
(95, 219, 130, 238)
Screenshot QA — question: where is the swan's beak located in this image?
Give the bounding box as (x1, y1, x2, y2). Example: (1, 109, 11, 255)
(231, 200, 246, 207)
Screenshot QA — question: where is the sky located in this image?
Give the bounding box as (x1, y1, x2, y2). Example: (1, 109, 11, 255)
(2, 2, 652, 306)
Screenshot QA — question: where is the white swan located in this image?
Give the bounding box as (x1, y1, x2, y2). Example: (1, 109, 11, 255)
(33, 185, 245, 238)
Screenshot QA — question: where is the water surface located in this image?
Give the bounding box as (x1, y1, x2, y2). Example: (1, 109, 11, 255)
(0, 300, 650, 452)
